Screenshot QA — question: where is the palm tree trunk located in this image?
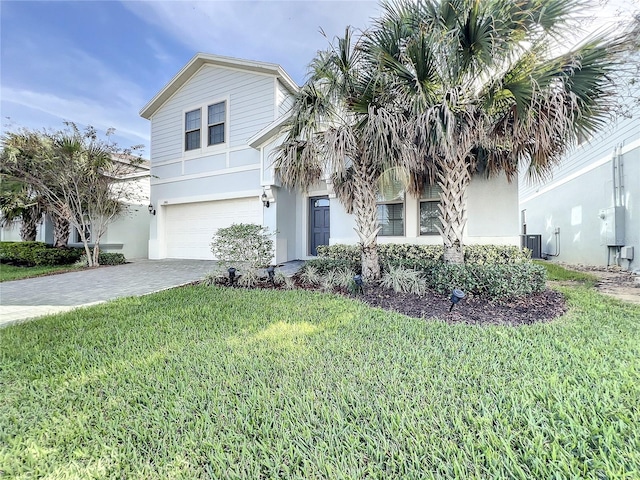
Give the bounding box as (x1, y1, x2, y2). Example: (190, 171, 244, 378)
(352, 161, 381, 280)
(19, 207, 41, 241)
(437, 157, 471, 265)
(51, 213, 70, 248)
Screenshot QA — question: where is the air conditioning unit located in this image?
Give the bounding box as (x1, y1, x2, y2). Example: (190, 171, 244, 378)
(521, 234, 542, 259)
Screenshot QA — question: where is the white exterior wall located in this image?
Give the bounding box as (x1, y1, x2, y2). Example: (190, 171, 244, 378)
(519, 108, 640, 272)
(147, 64, 282, 259)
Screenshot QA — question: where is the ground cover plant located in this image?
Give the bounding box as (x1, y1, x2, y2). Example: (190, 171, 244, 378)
(1, 280, 639, 478)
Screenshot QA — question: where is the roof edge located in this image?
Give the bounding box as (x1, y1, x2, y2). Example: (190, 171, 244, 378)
(140, 53, 299, 120)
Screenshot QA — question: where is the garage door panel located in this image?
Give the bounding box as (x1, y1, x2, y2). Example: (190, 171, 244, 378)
(164, 198, 261, 259)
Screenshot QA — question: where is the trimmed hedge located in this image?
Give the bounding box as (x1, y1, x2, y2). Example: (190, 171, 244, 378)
(312, 243, 544, 298)
(0, 242, 83, 266)
(388, 259, 546, 298)
(316, 243, 531, 265)
(78, 252, 127, 266)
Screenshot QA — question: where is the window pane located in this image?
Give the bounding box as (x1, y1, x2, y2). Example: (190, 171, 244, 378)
(377, 203, 404, 236)
(421, 183, 442, 200)
(185, 130, 200, 150)
(377, 178, 404, 202)
(185, 109, 201, 131)
(208, 124, 224, 145)
(420, 201, 440, 235)
(208, 102, 225, 124)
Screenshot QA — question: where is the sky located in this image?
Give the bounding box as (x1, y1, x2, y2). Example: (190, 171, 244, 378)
(1, 0, 637, 158)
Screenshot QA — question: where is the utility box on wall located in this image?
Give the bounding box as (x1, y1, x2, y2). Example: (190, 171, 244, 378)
(599, 206, 625, 246)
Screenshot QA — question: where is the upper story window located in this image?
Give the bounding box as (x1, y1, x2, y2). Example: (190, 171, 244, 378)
(377, 178, 405, 236)
(419, 183, 442, 235)
(208, 102, 226, 146)
(185, 109, 201, 151)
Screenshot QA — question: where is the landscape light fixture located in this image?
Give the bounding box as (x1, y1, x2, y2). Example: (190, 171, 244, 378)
(353, 274, 364, 294)
(228, 267, 236, 285)
(148, 204, 156, 215)
(449, 289, 465, 312)
(266, 265, 275, 283)
(261, 191, 270, 208)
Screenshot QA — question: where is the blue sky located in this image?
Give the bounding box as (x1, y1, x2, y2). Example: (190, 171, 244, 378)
(1, 0, 382, 156)
(1, 0, 637, 158)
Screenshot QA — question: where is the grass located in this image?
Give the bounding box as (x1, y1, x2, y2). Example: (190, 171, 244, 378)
(1, 279, 639, 478)
(534, 260, 599, 285)
(0, 263, 81, 282)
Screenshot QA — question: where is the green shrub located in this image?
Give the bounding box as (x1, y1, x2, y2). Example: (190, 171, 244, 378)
(0, 242, 83, 266)
(77, 252, 127, 266)
(210, 223, 274, 270)
(33, 247, 83, 266)
(388, 259, 546, 298)
(303, 257, 360, 275)
(318, 243, 530, 265)
(380, 265, 427, 295)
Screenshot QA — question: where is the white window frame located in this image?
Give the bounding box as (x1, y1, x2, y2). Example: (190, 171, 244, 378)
(182, 96, 230, 158)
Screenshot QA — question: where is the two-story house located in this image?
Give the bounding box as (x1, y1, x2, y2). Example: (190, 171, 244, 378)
(140, 53, 521, 263)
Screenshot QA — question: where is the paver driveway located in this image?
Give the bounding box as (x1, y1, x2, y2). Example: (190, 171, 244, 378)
(0, 259, 217, 326)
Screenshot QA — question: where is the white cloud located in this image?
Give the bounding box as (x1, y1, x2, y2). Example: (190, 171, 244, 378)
(122, 0, 382, 83)
(1, 87, 149, 151)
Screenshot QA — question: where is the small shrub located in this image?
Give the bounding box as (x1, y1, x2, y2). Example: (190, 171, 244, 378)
(237, 269, 261, 288)
(274, 272, 295, 290)
(299, 265, 322, 286)
(33, 247, 83, 266)
(211, 223, 274, 270)
(77, 252, 127, 266)
(380, 265, 427, 295)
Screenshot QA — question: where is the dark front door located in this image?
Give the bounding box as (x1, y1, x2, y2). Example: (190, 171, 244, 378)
(309, 197, 330, 256)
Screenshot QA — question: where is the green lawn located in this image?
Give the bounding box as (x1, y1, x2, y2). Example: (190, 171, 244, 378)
(534, 260, 599, 286)
(1, 282, 639, 478)
(0, 264, 81, 282)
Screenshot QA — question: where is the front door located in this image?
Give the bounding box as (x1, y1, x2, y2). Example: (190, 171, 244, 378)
(309, 196, 330, 256)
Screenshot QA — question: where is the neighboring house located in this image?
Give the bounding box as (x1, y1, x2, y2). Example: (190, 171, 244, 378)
(519, 100, 640, 273)
(140, 53, 521, 263)
(0, 159, 151, 260)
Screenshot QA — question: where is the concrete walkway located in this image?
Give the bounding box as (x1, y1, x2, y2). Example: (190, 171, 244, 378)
(0, 259, 304, 327)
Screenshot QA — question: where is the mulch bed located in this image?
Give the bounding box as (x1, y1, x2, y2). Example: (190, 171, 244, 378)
(353, 286, 566, 326)
(218, 276, 567, 326)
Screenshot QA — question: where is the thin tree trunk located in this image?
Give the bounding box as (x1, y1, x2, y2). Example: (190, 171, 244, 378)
(92, 243, 100, 267)
(51, 213, 70, 248)
(352, 160, 381, 280)
(437, 156, 471, 265)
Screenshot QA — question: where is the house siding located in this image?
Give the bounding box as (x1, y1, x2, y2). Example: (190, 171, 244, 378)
(149, 65, 275, 164)
(519, 108, 640, 272)
(277, 80, 294, 117)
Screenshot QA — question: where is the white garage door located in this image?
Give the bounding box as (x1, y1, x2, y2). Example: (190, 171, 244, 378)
(164, 197, 262, 259)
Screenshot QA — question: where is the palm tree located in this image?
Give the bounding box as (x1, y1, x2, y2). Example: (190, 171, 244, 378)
(275, 28, 416, 280)
(365, 0, 637, 263)
(0, 177, 46, 241)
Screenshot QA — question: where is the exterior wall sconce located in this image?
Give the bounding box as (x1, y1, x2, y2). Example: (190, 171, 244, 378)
(261, 191, 270, 208)
(148, 204, 156, 215)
